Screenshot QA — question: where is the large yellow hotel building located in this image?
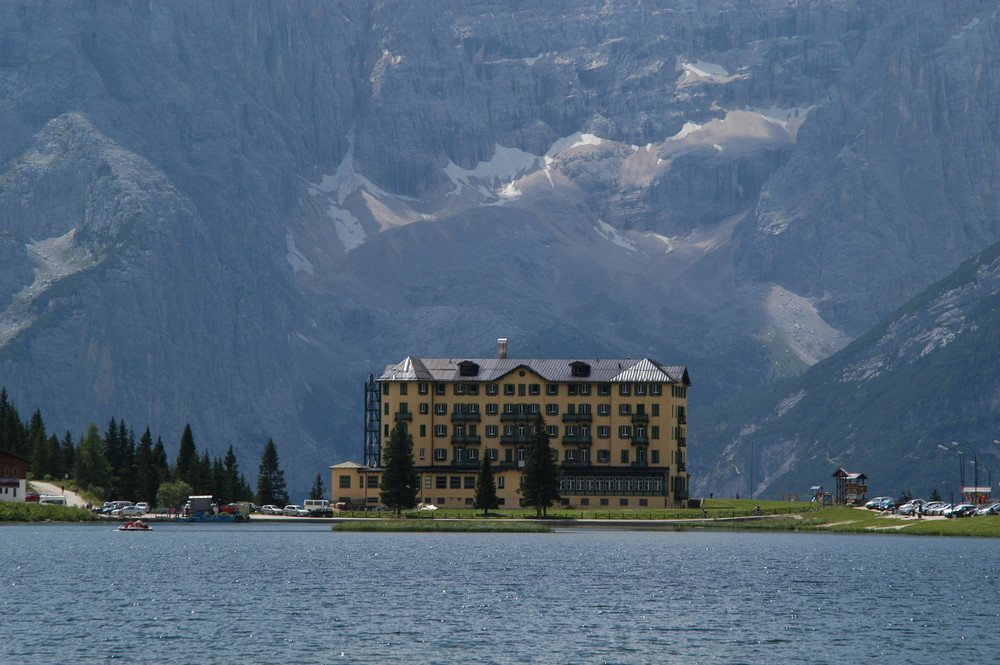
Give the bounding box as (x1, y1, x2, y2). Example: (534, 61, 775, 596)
(331, 340, 690, 510)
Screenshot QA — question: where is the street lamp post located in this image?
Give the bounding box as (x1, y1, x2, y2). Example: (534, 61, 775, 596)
(938, 444, 965, 499)
(951, 441, 979, 503)
(972, 460, 992, 502)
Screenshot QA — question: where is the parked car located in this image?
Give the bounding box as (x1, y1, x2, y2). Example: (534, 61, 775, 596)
(25, 492, 40, 502)
(303, 499, 334, 517)
(872, 497, 897, 511)
(922, 502, 946, 515)
(974, 503, 997, 516)
(283, 504, 310, 517)
(120, 505, 146, 517)
(865, 496, 892, 510)
(944, 504, 977, 518)
(898, 500, 926, 516)
(259, 504, 283, 515)
(135, 502, 150, 513)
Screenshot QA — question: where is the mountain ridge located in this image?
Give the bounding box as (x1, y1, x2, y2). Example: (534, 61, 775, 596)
(2, 1, 1000, 493)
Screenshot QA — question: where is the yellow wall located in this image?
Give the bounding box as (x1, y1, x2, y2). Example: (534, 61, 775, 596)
(377, 366, 689, 509)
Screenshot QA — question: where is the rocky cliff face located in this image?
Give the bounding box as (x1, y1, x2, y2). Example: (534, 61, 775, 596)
(696, 239, 1000, 499)
(2, 1, 1000, 493)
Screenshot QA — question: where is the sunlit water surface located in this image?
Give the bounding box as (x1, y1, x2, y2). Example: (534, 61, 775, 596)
(1, 523, 997, 664)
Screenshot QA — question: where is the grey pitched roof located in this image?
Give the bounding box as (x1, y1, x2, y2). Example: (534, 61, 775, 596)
(378, 356, 689, 384)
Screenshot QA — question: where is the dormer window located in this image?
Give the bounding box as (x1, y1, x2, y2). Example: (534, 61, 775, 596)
(459, 361, 479, 377)
(570, 361, 591, 378)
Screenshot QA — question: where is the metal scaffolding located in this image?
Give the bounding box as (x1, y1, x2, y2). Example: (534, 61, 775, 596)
(364, 373, 381, 468)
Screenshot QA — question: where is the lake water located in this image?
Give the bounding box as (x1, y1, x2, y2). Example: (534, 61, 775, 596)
(1, 523, 997, 664)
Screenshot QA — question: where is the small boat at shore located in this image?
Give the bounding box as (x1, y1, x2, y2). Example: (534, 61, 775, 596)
(118, 520, 152, 531)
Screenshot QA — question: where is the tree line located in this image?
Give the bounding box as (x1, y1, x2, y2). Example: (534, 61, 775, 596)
(0, 388, 292, 509)
(379, 414, 560, 517)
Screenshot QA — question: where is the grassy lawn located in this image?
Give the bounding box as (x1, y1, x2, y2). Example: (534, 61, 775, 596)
(692, 505, 1000, 537)
(332, 520, 552, 533)
(336, 499, 816, 521)
(0, 502, 98, 523)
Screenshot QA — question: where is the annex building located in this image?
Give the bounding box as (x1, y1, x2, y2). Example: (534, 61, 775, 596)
(0, 448, 29, 502)
(332, 340, 691, 510)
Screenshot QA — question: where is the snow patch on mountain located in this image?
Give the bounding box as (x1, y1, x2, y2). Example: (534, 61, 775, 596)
(285, 232, 314, 275)
(679, 58, 730, 78)
(596, 220, 637, 251)
(444, 144, 541, 200)
(669, 122, 703, 141)
(749, 105, 815, 128)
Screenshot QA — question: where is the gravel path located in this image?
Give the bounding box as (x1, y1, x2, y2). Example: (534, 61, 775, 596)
(27, 480, 88, 507)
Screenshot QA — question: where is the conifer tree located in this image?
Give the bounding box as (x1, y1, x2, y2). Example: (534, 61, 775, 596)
(152, 437, 170, 486)
(189, 451, 212, 494)
(134, 429, 159, 503)
(219, 445, 250, 503)
(211, 456, 226, 499)
(473, 454, 499, 517)
(60, 431, 76, 481)
(115, 421, 136, 500)
(255, 438, 288, 506)
(379, 421, 419, 515)
(46, 434, 63, 479)
(77, 423, 112, 498)
(0, 389, 26, 456)
(519, 415, 561, 517)
(174, 424, 197, 484)
(28, 411, 49, 479)
(308, 474, 327, 501)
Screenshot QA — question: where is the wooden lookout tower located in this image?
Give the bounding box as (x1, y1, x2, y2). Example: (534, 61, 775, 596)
(832, 468, 868, 505)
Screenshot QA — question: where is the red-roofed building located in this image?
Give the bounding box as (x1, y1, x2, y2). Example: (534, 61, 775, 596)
(0, 448, 30, 502)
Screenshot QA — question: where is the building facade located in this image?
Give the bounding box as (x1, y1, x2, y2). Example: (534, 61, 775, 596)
(333, 342, 690, 510)
(0, 448, 29, 502)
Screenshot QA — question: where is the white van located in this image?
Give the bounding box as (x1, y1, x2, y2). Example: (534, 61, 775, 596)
(303, 499, 333, 516)
(38, 495, 67, 506)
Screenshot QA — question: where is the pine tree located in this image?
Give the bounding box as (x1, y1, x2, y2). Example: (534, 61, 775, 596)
(473, 454, 499, 516)
(211, 456, 226, 500)
(77, 423, 112, 498)
(255, 438, 288, 506)
(379, 421, 419, 515)
(28, 410, 49, 479)
(189, 451, 211, 494)
(60, 431, 76, 481)
(0, 389, 26, 456)
(152, 437, 170, 486)
(174, 424, 197, 484)
(134, 429, 159, 503)
(45, 434, 63, 479)
(115, 421, 136, 500)
(519, 415, 561, 517)
(103, 417, 123, 479)
(220, 445, 248, 503)
(308, 474, 327, 501)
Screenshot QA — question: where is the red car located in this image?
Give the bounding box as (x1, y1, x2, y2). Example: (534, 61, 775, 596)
(25, 492, 40, 502)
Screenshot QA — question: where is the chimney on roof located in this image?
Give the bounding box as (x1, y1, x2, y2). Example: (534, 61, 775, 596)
(498, 338, 508, 359)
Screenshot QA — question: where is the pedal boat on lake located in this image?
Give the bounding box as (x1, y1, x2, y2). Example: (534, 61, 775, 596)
(118, 520, 151, 531)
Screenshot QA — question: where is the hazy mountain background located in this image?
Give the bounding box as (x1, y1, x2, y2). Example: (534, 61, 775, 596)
(2, 0, 1000, 497)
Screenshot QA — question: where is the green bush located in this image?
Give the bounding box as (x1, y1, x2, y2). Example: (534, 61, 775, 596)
(0, 502, 97, 522)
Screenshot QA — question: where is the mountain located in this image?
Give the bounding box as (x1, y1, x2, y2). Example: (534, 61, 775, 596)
(2, 1, 1000, 494)
(695, 239, 1000, 500)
